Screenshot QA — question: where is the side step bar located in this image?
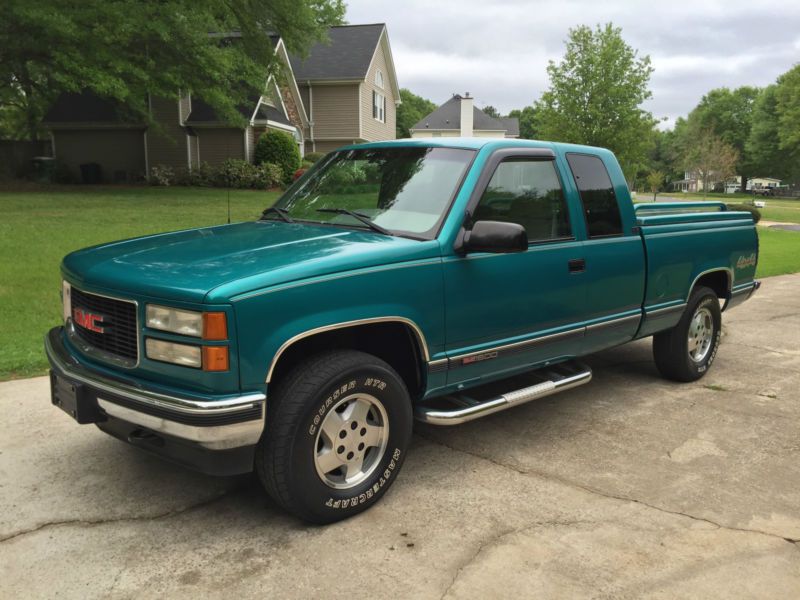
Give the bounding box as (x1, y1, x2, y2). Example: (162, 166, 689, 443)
(415, 361, 592, 426)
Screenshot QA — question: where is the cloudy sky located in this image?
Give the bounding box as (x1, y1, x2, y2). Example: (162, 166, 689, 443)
(345, 0, 800, 129)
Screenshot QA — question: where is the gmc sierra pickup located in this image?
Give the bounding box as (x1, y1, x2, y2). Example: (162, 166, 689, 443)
(46, 138, 759, 523)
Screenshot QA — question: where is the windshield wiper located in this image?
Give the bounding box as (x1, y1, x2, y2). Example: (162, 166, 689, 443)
(260, 206, 294, 223)
(316, 208, 392, 236)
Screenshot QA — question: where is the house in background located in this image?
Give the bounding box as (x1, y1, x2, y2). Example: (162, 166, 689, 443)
(291, 24, 400, 154)
(409, 93, 519, 139)
(42, 24, 399, 183)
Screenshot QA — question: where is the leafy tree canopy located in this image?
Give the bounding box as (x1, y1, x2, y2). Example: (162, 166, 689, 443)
(0, 0, 346, 140)
(533, 23, 657, 179)
(507, 106, 537, 139)
(481, 105, 500, 118)
(396, 88, 437, 138)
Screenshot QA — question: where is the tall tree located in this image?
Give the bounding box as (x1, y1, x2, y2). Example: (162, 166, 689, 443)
(747, 85, 792, 181)
(395, 88, 437, 138)
(0, 0, 346, 141)
(684, 129, 739, 198)
(481, 105, 500, 118)
(774, 64, 800, 180)
(686, 86, 759, 190)
(533, 23, 657, 179)
(507, 106, 537, 139)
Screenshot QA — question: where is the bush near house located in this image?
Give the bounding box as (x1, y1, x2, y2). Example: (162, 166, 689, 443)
(149, 160, 283, 189)
(303, 151, 327, 163)
(729, 203, 762, 223)
(254, 130, 301, 183)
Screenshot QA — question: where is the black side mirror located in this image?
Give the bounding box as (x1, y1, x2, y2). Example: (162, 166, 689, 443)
(462, 220, 528, 254)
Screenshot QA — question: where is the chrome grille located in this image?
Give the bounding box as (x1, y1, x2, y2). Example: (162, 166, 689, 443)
(69, 287, 138, 363)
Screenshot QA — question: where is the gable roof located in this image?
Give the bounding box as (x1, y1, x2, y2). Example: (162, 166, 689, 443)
(410, 95, 515, 132)
(184, 94, 259, 124)
(289, 24, 385, 81)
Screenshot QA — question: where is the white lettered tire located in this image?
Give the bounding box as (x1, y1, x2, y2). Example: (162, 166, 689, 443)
(255, 350, 412, 523)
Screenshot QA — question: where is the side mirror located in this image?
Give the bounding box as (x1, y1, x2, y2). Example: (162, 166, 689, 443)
(462, 220, 528, 254)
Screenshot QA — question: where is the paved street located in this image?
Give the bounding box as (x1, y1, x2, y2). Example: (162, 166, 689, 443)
(1, 274, 799, 599)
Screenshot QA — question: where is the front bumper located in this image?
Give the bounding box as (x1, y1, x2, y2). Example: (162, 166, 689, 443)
(45, 327, 266, 455)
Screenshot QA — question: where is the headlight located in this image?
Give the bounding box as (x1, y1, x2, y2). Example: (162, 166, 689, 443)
(145, 339, 202, 368)
(146, 305, 203, 337)
(145, 305, 228, 340)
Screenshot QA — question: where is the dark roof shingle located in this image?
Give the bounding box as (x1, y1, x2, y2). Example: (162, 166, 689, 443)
(289, 24, 384, 81)
(410, 95, 514, 133)
(43, 91, 139, 124)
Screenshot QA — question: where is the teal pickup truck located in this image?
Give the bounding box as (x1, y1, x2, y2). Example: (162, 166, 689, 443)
(46, 138, 759, 523)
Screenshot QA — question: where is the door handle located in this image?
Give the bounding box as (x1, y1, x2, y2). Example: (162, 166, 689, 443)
(568, 258, 586, 273)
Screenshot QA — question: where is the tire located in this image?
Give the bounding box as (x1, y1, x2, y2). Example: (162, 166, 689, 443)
(255, 350, 412, 524)
(653, 285, 722, 382)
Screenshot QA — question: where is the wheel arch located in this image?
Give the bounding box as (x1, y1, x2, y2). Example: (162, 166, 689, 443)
(688, 268, 733, 301)
(265, 317, 430, 400)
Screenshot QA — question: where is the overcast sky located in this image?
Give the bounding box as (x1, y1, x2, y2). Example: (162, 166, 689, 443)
(345, 0, 800, 129)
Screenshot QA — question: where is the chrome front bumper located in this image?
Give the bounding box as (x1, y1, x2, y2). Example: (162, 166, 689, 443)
(45, 327, 265, 450)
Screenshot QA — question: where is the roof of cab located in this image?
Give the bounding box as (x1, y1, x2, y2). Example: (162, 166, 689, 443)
(338, 137, 612, 157)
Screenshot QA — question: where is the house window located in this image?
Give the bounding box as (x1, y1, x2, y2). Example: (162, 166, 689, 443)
(375, 70, 384, 89)
(372, 91, 385, 122)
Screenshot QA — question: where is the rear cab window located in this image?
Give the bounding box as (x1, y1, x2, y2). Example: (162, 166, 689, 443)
(566, 153, 623, 238)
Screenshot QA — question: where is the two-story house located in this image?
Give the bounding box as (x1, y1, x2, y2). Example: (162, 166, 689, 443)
(42, 24, 399, 183)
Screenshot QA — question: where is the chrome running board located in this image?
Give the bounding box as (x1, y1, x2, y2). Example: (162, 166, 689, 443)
(415, 361, 592, 426)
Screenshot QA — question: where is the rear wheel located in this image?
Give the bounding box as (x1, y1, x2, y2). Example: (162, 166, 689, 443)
(653, 286, 722, 382)
(255, 350, 412, 524)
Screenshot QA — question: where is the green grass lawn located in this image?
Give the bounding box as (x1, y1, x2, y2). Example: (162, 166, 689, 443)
(754, 226, 800, 277)
(0, 184, 280, 380)
(1, 184, 798, 381)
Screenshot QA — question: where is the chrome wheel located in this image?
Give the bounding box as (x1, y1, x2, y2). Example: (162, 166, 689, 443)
(314, 393, 389, 489)
(688, 306, 714, 363)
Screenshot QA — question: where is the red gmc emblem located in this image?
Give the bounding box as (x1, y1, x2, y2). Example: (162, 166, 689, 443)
(72, 307, 105, 333)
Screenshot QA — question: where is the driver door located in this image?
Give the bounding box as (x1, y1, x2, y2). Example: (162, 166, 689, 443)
(442, 151, 587, 386)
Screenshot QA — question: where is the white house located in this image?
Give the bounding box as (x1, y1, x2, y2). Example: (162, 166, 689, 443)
(409, 93, 518, 138)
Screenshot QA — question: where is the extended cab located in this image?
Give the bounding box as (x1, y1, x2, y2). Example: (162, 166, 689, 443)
(46, 139, 760, 523)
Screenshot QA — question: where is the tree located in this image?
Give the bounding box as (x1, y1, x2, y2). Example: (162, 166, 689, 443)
(774, 64, 800, 182)
(395, 88, 437, 138)
(507, 106, 537, 139)
(533, 23, 657, 179)
(481, 105, 500, 118)
(645, 170, 664, 201)
(684, 130, 739, 198)
(686, 86, 759, 191)
(747, 85, 790, 181)
(0, 0, 346, 141)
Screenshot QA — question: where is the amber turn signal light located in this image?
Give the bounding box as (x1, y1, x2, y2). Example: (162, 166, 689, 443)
(202, 312, 227, 340)
(202, 346, 229, 372)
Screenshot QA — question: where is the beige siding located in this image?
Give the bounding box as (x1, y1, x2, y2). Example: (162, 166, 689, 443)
(361, 42, 397, 142)
(195, 128, 245, 167)
(53, 129, 145, 182)
(188, 134, 199, 168)
(309, 84, 360, 140)
(311, 140, 355, 153)
(146, 95, 189, 171)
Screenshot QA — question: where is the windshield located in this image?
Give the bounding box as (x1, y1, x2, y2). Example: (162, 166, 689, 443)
(266, 146, 475, 239)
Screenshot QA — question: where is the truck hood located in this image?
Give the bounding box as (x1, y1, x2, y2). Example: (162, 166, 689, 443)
(62, 221, 440, 303)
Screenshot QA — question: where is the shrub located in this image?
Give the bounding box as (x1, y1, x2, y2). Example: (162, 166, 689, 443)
(728, 203, 762, 223)
(149, 164, 174, 186)
(254, 162, 283, 189)
(303, 151, 326, 163)
(254, 130, 301, 183)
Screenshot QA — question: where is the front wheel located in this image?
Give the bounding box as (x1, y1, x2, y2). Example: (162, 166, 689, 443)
(653, 285, 722, 382)
(255, 350, 412, 524)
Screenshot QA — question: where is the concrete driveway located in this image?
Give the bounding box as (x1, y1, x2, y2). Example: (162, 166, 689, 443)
(2, 274, 799, 599)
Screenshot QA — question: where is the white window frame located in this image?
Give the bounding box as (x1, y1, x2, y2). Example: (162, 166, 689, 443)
(375, 69, 384, 89)
(372, 90, 385, 123)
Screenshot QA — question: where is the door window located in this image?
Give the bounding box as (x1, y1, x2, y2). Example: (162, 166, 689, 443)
(473, 159, 571, 243)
